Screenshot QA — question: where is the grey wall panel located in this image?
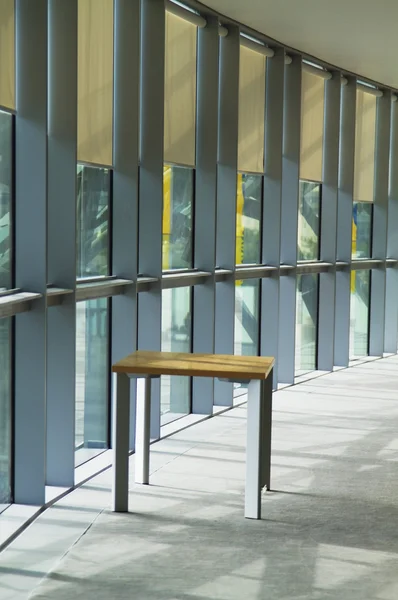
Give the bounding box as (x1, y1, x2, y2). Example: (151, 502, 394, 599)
(335, 78, 355, 366)
(370, 93, 390, 356)
(318, 73, 340, 371)
(14, 0, 48, 505)
(278, 56, 301, 384)
(192, 18, 219, 414)
(214, 26, 239, 406)
(261, 49, 284, 385)
(46, 0, 77, 489)
(137, 0, 165, 438)
(112, 0, 140, 448)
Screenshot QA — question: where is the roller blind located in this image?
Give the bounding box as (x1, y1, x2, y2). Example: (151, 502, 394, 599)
(238, 44, 266, 173)
(164, 10, 197, 167)
(353, 88, 377, 203)
(300, 70, 325, 182)
(78, 0, 114, 166)
(0, 0, 15, 110)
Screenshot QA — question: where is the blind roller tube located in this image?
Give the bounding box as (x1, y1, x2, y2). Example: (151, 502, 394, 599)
(240, 36, 274, 58)
(300, 70, 325, 182)
(237, 44, 266, 173)
(353, 88, 377, 203)
(302, 62, 331, 80)
(164, 10, 197, 167)
(165, 0, 206, 28)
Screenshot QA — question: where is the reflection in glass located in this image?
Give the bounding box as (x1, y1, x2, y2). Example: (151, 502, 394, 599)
(161, 287, 191, 423)
(0, 112, 12, 291)
(234, 279, 260, 394)
(162, 165, 193, 270)
(352, 202, 372, 259)
(298, 181, 320, 261)
(295, 274, 318, 375)
(76, 165, 110, 278)
(350, 270, 370, 358)
(75, 299, 109, 457)
(0, 318, 11, 505)
(236, 173, 262, 265)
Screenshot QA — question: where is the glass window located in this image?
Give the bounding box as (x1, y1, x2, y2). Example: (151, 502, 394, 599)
(350, 270, 370, 358)
(236, 173, 262, 265)
(0, 318, 11, 505)
(0, 111, 13, 291)
(76, 165, 110, 279)
(295, 274, 318, 376)
(75, 298, 109, 461)
(352, 202, 372, 259)
(234, 279, 260, 395)
(298, 181, 320, 262)
(161, 287, 192, 424)
(162, 165, 193, 271)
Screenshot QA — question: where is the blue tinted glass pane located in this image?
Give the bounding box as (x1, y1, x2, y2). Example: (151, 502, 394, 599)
(0, 112, 13, 290)
(0, 318, 11, 505)
(75, 299, 109, 459)
(234, 279, 260, 394)
(77, 165, 110, 278)
(163, 165, 193, 270)
(236, 174, 262, 265)
(352, 202, 372, 259)
(298, 181, 320, 261)
(161, 287, 192, 424)
(350, 270, 370, 358)
(295, 274, 318, 375)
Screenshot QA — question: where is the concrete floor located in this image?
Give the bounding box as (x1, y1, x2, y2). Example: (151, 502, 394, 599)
(1, 357, 398, 599)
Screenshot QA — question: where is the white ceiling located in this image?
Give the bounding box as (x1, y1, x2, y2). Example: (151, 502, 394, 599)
(203, 0, 398, 89)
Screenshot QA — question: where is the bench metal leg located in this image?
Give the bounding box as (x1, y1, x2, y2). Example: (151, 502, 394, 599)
(112, 372, 131, 512)
(245, 379, 262, 519)
(135, 376, 151, 484)
(245, 375, 273, 519)
(262, 369, 273, 491)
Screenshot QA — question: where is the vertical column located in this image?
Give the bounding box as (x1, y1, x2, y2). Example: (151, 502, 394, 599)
(335, 77, 355, 366)
(370, 92, 390, 356)
(138, 0, 164, 437)
(278, 55, 301, 384)
(318, 72, 340, 371)
(214, 25, 239, 406)
(14, 0, 48, 504)
(261, 48, 284, 386)
(112, 0, 140, 448)
(385, 98, 398, 353)
(192, 18, 219, 414)
(46, 0, 77, 487)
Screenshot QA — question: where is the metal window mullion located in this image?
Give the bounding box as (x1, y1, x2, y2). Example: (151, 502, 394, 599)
(385, 99, 398, 353)
(334, 77, 356, 366)
(192, 17, 219, 414)
(46, 0, 78, 488)
(261, 48, 284, 386)
(278, 55, 301, 384)
(14, 0, 48, 505)
(214, 25, 239, 407)
(111, 0, 139, 449)
(138, 0, 164, 438)
(369, 92, 390, 356)
(317, 72, 340, 371)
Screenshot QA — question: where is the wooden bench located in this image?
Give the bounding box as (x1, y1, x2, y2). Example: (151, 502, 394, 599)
(112, 351, 274, 519)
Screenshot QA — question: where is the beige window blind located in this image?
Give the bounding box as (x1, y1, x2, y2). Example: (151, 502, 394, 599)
(78, 0, 114, 166)
(300, 70, 325, 182)
(238, 44, 266, 173)
(353, 88, 377, 203)
(0, 0, 15, 110)
(164, 10, 197, 167)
